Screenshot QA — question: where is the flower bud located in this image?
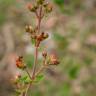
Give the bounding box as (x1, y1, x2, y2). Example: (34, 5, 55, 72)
(42, 50, 47, 58)
(45, 3, 53, 13)
(43, 3, 48, 7)
(27, 3, 38, 12)
(25, 25, 33, 33)
(43, 33, 49, 39)
(49, 54, 59, 65)
(12, 74, 21, 84)
(27, 3, 33, 10)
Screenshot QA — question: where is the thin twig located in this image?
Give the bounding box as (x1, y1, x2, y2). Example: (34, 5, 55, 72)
(38, 6, 42, 33)
(23, 4, 43, 96)
(24, 84, 31, 96)
(35, 11, 39, 18)
(35, 66, 45, 77)
(32, 5, 43, 78)
(32, 46, 38, 79)
(25, 68, 32, 79)
(35, 57, 47, 77)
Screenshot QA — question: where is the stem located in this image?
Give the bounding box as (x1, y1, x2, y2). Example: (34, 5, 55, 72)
(25, 68, 31, 79)
(32, 46, 38, 79)
(35, 11, 39, 18)
(23, 84, 31, 96)
(35, 66, 45, 77)
(23, 46, 38, 96)
(35, 57, 47, 77)
(24, 47, 38, 96)
(31, 5, 43, 78)
(23, 5, 43, 96)
(43, 57, 46, 66)
(38, 6, 42, 33)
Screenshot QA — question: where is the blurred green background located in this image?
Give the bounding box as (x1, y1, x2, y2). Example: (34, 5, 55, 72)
(0, 0, 96, 96)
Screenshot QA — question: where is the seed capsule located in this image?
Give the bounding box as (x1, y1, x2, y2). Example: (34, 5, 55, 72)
(25, 25, 33, 33)
(43, 33, 49, 39)
(36, 32, 44, 41)
(45, 3, 53, 13)
(36, 32, 49, 42)
(16, 56, 26, 69)
(27, 3, 38, 12)
(49, 54, 59, 65)
(42, 50, 47, 58)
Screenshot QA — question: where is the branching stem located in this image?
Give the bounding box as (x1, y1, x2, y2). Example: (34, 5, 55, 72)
(23, 5, 43, 96)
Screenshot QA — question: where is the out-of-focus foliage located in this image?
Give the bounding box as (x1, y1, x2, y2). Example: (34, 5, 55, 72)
(24, 54, 34, 68)
(0, 0, 15, 25)
(53, 0, 82, 15)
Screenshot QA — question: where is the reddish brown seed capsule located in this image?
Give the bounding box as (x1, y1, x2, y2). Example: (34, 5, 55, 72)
(27, 3, 33, 10)
(43, 33, 49, 39)
(36, 32, 44, 41)
(49, 54, 59, 65)
(27, 3, 38, 12)
(36, 32, 49, 41)
(16, 56, 26, 69)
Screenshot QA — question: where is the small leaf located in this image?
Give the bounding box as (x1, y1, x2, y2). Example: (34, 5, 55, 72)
(34, 74, 44, 83)
(20, 75, 27, 81)
(25, 77, 32, 84)
(31, 39, 35, 45)
(19, 75, 32, 84)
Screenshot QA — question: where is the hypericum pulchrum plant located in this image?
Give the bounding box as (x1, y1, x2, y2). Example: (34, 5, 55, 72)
(14, 0, 59, 96)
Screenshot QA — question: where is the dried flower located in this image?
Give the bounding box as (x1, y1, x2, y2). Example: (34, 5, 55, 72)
(36, 32, 44, 41)
(27, 3, 38, 12)
(25, 25, 33, 33)
(43, 33, 49, 39)
(45, 3, 53, 13)
(27, 3, 33, 10)
(16, 56, 26, 69)
(37, 32, 49, 41)
(42, 50, 47, 58)
(49, 54, 59, 65)
(35, 32, 49, 47)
